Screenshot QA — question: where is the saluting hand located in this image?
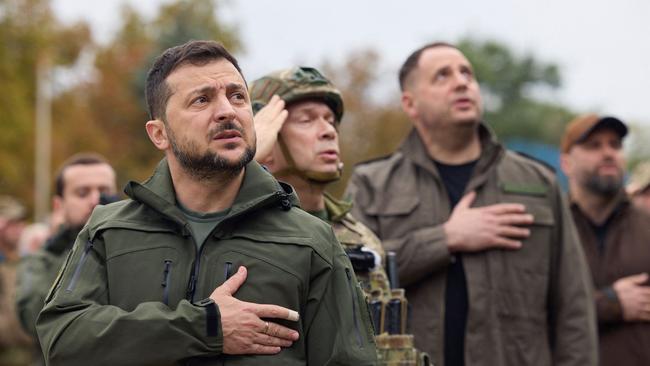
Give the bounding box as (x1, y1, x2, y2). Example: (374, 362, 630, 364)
(210, 266, 300, 355)
(253, 95, 288, 162)
(444, 191, 533, 253)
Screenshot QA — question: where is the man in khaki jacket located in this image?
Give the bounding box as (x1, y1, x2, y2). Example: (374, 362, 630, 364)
(345, 42, 598, 365)
(561, 114, 650, 366)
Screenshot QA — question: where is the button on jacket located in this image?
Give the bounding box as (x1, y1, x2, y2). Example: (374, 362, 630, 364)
(346, 125, 597, 366)
(37, 159, 377, 366)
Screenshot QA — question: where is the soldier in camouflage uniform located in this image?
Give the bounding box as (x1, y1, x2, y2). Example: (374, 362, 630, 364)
(251, 66, 430, 366)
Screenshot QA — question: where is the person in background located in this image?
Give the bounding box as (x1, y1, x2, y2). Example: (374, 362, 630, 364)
(0, 196, 33, 365)
(560, 114, 650, 366)
(345, 41, 597, 365)
(17, 223, 49, 257)
(251, 66, 429, 365)
(16, 153, 117, 339)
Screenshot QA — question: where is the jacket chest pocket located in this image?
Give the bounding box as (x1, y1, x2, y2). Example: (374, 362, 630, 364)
(105, 234, 181, 310)
(368, 197, 426, 240)
(494, 196, 555, 273)
(201, 248, 306, 317)
(487, 199, 555, 320)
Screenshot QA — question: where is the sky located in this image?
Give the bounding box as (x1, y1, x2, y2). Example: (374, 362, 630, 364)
(51, 0, 650, 125)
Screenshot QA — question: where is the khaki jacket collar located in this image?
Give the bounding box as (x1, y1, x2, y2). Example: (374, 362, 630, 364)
(399, 123, 504, 192)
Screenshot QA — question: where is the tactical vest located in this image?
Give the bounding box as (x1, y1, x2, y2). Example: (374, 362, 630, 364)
(324, 193, 431, 366)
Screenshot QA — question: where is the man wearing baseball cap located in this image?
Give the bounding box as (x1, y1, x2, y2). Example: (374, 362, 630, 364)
(560, 114, 650, 366)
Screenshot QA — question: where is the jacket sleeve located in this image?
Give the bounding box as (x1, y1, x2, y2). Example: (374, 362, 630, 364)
(303, 230, 378, 366)
(345, 170, 451, 287)
(15, 253, 51, 337)
(549, 187, 599, 366)
(594, 286, 624, 325)
(36, 228, 222, 366)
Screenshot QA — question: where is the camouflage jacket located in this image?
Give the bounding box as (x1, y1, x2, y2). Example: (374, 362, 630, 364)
(324, 193, 430, 366)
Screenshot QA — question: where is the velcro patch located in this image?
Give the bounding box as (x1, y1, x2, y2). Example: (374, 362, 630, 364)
(500, 182, 548, 197)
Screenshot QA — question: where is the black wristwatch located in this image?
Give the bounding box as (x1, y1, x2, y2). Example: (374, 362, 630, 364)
(195, 298, 219, 337)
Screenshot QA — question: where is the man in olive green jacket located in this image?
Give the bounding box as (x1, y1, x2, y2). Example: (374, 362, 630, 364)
(36, 40, 377, 366)
(17, 153, 117, 338)
(345, 42, 597, 365)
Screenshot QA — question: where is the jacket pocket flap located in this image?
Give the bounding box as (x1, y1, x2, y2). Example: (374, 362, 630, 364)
(364, 196, 419, 216)
(527, 205, 554, 226)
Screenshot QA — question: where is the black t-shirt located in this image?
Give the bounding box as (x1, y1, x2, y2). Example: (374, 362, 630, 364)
(435, 159, 477, 366)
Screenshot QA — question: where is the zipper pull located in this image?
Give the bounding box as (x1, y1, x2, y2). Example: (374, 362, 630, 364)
(224, 261, 233, 280)
(186, 273, 196, 296)
(161, 260, 172, 287)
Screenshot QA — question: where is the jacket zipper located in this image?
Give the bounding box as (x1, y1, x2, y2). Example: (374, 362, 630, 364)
(345, 268, 363, 347)
(185, 190, 286, 302)
(66, 240, 94, 292)
(186, 235, 206, 302)
(224, 262, 233, 280)
(162, 259, 173, 305)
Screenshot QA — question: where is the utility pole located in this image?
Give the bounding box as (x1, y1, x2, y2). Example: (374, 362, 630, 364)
(34, 57, 52, 222)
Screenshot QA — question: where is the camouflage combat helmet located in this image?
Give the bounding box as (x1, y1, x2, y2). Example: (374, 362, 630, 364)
(250, 66, 344, 122)
(250, 66, 344, 183)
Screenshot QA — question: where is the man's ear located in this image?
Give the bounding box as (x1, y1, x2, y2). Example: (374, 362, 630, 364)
(145, 119, 169, 151)
(401, 91, 417, 120)
(559, 152, 572, 176)
(52, 196, 62, 212)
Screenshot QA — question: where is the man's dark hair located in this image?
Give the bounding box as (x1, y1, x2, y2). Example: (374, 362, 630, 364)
(398, 42, 458, 91)
(145, 40, 244, 121)
(55, 153, 110, 197)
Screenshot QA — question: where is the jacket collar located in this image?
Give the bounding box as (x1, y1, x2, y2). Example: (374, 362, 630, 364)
(123, 158, 299, 227)
(399, 123, 504, 191)
(44, 225, 81, 255)
(324, 192, 353, 223)
(570, 189, 631, 226)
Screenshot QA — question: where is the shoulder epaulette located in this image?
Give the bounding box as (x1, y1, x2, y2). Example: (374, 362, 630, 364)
(354, 153, 395, 167)
(512, 150, 557, 175)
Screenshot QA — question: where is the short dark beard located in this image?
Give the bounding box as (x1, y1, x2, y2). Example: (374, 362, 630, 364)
(167, 121, 256, 181)
(584, 175, 622, 197)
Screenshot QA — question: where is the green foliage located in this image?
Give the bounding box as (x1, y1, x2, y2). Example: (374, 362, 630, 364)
(322, 50, 410, 197)
(457, 38, 575, 145)
(325, 39, 578, 197)
(57, 0, 242, 192)
(0, 0, 241, 215)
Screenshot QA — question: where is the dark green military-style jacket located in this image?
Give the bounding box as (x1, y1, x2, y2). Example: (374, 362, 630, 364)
(37, 159, 377, 366)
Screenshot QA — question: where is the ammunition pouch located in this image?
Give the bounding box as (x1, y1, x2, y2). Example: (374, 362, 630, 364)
(376, 334, 432, 366)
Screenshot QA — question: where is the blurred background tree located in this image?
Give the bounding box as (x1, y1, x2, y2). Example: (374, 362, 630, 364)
(0, 0, 240, 215)
(3, 0, 647, 213)
(55, 0, 241, 192)
(0, 0, 90, 212)
(325, 37, 578, 196)
(458, 38, 575, 146)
